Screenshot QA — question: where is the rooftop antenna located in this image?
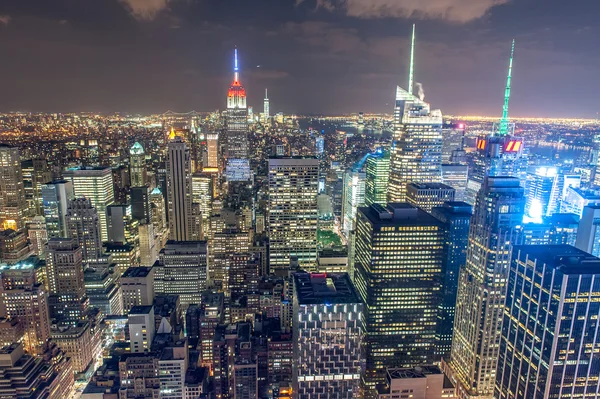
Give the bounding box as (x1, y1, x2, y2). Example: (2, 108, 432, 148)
(498, 40, 515, 136)
(234, 47, 239, 83)
(408, 24, 416, 95)
(265, 88, 268, 99)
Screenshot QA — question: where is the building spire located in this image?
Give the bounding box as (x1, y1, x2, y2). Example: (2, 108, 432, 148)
(234, 47, 239, 83)
(265, 88, 268, 99)
(499, 40, 515, 136)
(408, 24, 415, 95)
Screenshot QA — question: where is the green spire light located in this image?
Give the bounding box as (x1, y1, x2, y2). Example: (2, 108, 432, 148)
(408, 24, 415, 95)
(499, 39, 515, 136)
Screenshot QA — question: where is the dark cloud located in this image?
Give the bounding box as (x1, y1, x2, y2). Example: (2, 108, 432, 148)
(0, 15, 11, 25)
(297, 0, 507, 23)
(0, 0, 598, 117)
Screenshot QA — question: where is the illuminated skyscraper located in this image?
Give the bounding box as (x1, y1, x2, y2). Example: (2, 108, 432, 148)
(575, 205, 600, 256)
(406, 182, 455, 213)
(354, 203, 444, 393)
(292, 272, 363, 399)
(129, 142, 146, 187)
(205, 133, 219, 170)
(524, 166, 561, 219)
(268, 158, 319, 272)
(153, 240, 208, 308)
(441, 164, 469, 202)
(442, 123, 465, 163)
(365, 149, 390, 207)
(0, 259, 51, 354)
(191, 173, 213, 238)
(341, 169, 366, 238)
(0, 145, 27, 231)
(465, 41, 528, 206)
(166, 137, 194, 241)
(496, 245, 600, 399)
(388, 27, 443, 202)
(225, 48, 250, 181)
(430, 201, 472, 360)
(42, 180, 74, 239)
(65, 198, 103, 263)
(64, 167, 115, 242)
(264, 88, 270, 121)
(447, 177, 525, 399)
(45, 238, 88, 323)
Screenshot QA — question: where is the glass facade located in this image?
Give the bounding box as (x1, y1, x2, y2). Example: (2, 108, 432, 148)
(354, 203, 444, 394)
(496, 245, 600, 399)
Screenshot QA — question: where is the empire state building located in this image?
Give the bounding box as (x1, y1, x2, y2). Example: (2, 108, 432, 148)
(225, 48, 250, 181)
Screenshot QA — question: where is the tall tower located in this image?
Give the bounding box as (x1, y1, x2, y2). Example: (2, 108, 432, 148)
(63, 167, 115, 242)
(465, 41, 527, 205)
(65, 198, 103, 263)
(167, 137, 194, 241)
(447, 177, 525, 399)
(268, 158, 319, 272)
(41, 180, 74, 238)
(45, 238, 88, 323)
(0, 145, 27, 231)
(387, 25, 443, 202)
(130, 142, 147, 187)
(354, 203, 444, 394)
(341, 169, 366, 238)
(225, 48, 250, 181)
(365, 149, 390, 206)
(263, 89, 270, 121)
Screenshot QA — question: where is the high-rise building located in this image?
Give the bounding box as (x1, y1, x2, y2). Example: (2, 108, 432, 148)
(128, 305, 155, 353)
(211, 229, 250, 292)
(50, 321, 100, 374)
(45, 238, 88, 323)
(441, 164, 469, 202)
(0, 145, 27, 231)
(64, 167, 115, 242)
(292, 272, 363, 399)
(575, 205, 600, 256)
(268, 158, 319, 272)
(447, 177, 525, 399)
(225, 48, 250, 181)
(65, 198, 103, 263)
(121, 266, 155, 313)
(342, 169, 366, 238)
(0, 343, 73, 399)
(442, 123, 465, 164)
(0, 258, 51, 354)
(192, 173, 213, 238)
(354, 203, 444, 393)
(83, 261, 122, 315)
(264, 88, 270, 121)
(560, 186, 600, 217)
(41, 180, 74, 239)
(388, 26, 443, 203)
(525, 166, 562, 220)
(106, 203, 139, 244)
(153, 241, 208, 309)
(496, 245, 600, 399)
(365, 149, 390, 207)
(166, 137, 194, 241)
(22, 158, 52, 217)
(138, 222, 157, 266)
(205, 133, 219, 170)
(150, 187, 167, 231)
(130, 186, 152, 223)
(0, 229, 32, 263)
(129, 142, 147, 187)
(377, 366, 456, 399)
(27, 216, 48, 257)
(406, 182, 455, 213)
(464, 42, 528, 206)
(430, 201, 472, 360)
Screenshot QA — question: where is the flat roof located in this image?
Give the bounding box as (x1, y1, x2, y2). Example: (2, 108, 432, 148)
(129, 305, 153, 314)
(513, 245, 600, 275)
(358, 203, 442, 227)
(294, 272, 360, 305)
(407, 182, 454, 190)
(122, 266, 152, 278)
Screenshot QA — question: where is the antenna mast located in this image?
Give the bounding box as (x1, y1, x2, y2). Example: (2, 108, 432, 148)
(499, 40, 515, 136)
(408, 24, 415, 95)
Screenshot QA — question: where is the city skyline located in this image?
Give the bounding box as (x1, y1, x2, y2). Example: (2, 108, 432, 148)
(1, 0, 600, 118)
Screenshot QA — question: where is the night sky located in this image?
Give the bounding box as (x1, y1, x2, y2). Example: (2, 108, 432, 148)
(1, 0, 599, 118)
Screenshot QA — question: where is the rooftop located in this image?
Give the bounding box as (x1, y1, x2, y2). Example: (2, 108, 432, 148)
(294, 272, 360, 305)
(513, 245, 600, 275)
(129, 305, 153, 315)
(359, 203, 442, 226)
(407, 182, 454, 190)
(122, 266, 153, 278)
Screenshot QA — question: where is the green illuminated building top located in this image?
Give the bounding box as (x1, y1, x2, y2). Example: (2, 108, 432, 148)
(365, 149, 390, 207)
